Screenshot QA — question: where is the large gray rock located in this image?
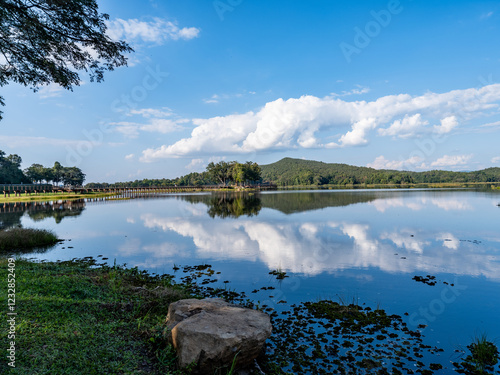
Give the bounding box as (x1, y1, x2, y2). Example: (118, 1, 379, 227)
(164, 298, 272, 374)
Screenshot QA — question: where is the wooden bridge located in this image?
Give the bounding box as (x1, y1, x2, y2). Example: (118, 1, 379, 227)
(1, 184, 53, 197)
(1, 183, 277, 198)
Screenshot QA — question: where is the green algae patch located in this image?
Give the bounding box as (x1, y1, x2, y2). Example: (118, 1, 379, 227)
(261, 299, 445, 374)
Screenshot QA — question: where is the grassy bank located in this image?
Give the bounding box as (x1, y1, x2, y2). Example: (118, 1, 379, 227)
(0, 257, 192, 374)
(0, 228, 59, 252)
(0, 192, 119, 204)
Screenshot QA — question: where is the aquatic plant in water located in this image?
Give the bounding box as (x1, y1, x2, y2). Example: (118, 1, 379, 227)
(262, 299, 445, 374)
(269, 268, 288, 280)
(453, 334, 500, 374)
(172, 265, 449, 374)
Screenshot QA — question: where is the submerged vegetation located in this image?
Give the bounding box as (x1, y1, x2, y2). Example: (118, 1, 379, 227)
(0, 228, 59, 252)
(267, 299, 445, 374)
(0, 257, 499, 374)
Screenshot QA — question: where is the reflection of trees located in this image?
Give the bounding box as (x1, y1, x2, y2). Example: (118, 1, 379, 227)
(207, 193, 261, 218)
(27, 200, 86, 223)
(176, 191, 379, 216)
(0, 200, 86, 228)
(182, 190, 375, 218)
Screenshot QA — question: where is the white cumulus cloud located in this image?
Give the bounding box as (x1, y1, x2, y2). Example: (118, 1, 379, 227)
(368, 154, 473, 171)
(186, 158, 205, 170)
(140, 84, 500, 161)
(378, 113, 429, 138)
(331, 86, 371, 97)
(430, 154, 473, 168)
(128, 107, 173, 118)
(106, 18, 200, 45)
(110, 107, 186, 138)
(367, 155, 424, 170)
(38, 83, 65, 99)
(433, 116, 459, 134)
(203, 94, 220, 104)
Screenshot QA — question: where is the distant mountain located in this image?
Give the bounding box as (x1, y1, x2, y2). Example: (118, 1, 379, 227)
(260, 157, 500, 186)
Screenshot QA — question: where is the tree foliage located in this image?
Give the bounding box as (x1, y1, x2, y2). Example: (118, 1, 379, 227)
(24, 163, 46, 183)
(86, 161, 262, 188)
(86, 171, 214, 189)
(24, 161, 86, 186)
(0, 0, 133, 119)
(0, 150, 29, 183)
(0, 149, 86, 186)
(207, 161, 262, 186)
(260, 158, 500, 186)
(206, 161, 232, 185)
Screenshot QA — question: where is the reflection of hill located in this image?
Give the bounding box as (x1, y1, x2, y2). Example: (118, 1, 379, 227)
(259, 191, 378, 214)
(177, 191, 378, 216)
(0, 200, 86, 227)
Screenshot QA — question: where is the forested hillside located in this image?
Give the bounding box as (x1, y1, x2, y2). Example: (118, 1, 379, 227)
(260, 158, 500, 186)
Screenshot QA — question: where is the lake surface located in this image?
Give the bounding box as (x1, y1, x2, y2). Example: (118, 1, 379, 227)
(3, 189, 500, 372)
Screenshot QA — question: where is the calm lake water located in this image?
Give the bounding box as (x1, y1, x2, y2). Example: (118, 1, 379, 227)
(3, 189, 500, 372)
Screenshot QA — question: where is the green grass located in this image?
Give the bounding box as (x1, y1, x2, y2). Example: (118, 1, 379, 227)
(0, 257, 196, 374)
(0, 192, 118, 203)
(0, 228, 59, 252)
(0, 258, 263, 374)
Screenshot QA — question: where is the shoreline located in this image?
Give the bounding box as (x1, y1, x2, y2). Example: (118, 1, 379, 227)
(0, 192, 120, 204)
(1, 257, 495, 374)
(275, 181, 500, 190)
(0, 181, 499, 204)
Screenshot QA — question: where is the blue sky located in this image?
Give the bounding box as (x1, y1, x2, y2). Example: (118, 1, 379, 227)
(2, 0, 500, 182)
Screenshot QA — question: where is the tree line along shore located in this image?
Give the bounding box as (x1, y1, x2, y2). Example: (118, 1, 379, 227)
(0, 150, 85, 187)
(3, 150, 500, 191)
(87, 158, 500, 189)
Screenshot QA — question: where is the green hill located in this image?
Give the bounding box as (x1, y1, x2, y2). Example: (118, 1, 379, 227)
(260, 157, 500, 186)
